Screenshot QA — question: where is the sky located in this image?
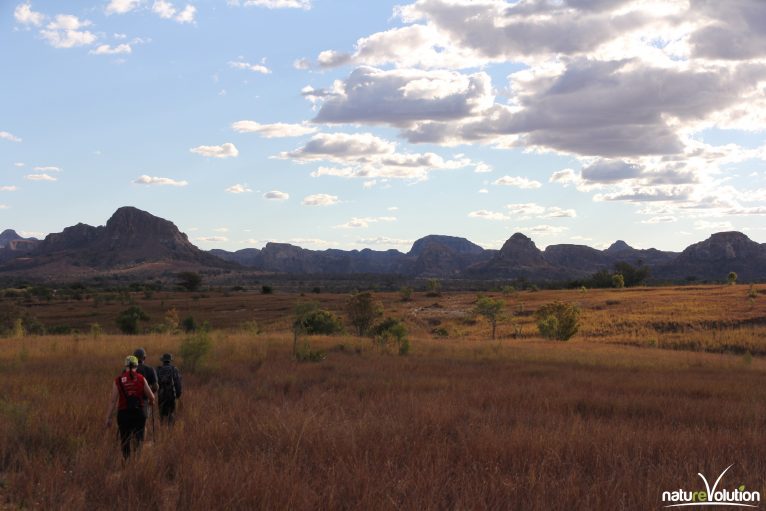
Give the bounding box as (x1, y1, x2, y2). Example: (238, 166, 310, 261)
(2, 0, 766, 253)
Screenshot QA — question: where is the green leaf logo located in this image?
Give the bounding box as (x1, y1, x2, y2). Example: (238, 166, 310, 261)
(739, 485, 746, 491)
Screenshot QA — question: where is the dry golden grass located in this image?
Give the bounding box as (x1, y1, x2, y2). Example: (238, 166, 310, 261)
(2, 286, 766, 509)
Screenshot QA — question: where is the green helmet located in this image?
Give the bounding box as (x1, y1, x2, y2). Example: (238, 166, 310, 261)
(125, 355, 139, 367)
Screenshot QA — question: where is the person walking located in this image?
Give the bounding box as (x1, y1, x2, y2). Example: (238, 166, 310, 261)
(134, 348, 158, 436)
(105, 355, 156, 459)
(156, 353, 182, 425)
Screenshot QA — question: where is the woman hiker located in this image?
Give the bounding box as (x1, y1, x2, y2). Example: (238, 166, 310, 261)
(104, 355, 156, 459)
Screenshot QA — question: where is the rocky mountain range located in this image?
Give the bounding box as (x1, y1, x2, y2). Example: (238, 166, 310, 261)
(1, 206, 764, 283)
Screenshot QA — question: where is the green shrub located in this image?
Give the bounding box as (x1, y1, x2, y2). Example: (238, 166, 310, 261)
(181, 315, 197, 333)
(261, 285, 273, 294)
(372, 317, 409, 355)
(115, 306, 149, 335)
(180, 331, 212, 371)
(295, 342, 326, 362)
(346, 292, 383, 336)
(536, 301, 580, 341)
(399, 286, 413, 302)
(301, 309, 344, 335)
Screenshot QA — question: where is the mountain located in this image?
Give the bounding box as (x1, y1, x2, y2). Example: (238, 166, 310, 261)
(655, 232, 766, 281)
(1, 206, 232, 275)
(2, 206, 766, 283)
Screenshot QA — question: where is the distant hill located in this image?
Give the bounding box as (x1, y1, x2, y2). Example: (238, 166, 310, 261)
(0, 206, 232, 277)
(0, 206, 763, 283)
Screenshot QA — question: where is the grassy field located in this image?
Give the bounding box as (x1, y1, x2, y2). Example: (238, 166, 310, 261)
(1, 285, 766, 509)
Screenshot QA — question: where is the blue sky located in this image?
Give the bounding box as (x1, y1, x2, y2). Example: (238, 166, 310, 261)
(2, 0, 766, 252)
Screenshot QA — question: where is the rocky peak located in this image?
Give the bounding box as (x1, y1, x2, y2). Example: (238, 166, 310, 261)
(606, 240, 632, 253)
(499, 233, 543, 259)
(408, 235, 484, 257)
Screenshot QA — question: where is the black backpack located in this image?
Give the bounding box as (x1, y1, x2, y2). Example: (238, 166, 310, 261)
(157, 365, 176, 403)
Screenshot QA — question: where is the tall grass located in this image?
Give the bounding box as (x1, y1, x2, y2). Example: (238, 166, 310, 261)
(1, 330, 766, 509)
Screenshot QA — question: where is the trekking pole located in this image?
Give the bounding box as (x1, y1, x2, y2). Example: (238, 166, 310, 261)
(152, 402, 156, 442)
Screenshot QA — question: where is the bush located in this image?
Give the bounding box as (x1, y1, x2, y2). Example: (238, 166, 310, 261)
(181, 316, 197, 333)
(372, 317, 409, 355)
(536, 301, 580, 341)
(180, 331, 212, 371)
(474, 295, 505, 340)
(612, 274, 625, 288)
(346, 292, 383, 336)
(301, 309, 344, 335)
(177, 271, 202, 292)
(115, 306, 149, 335)
(399, 286, 413, 302)
(261, 285, 273, 294)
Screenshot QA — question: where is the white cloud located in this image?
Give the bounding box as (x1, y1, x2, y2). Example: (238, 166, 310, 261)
(0, 131, 22, 143)
(302, 193, 338, 206)
(233, 0, 311, 9)
(312, 67, 494, 126)
(504, 203, 576, 219)
(133, 175, 188, 186)
(478, 188, 488, 193)
(282, 132, 396, 161)
(40, 14, 97, 49)
(0, 186, 18, 192)
(231, 120, 315, 137)
(190, 143, 239, 158)
(14, 3, 44, 26)
(474, 162, 492, 173)
(519, 225, 568, 236)
(106, 0, 141, 15)
(90, 43, 132, 55)
(293, 58, 311, 70)
(641, 216, 677, 224)
(356, 236, 412, 247)
(225, 184, 252, 194)
(195, 236, 228, 243)
(469, 210, 509, 221)
(14, 162, 25, 167)
(213, 227, 229, 233)
(263, 190, 289, 200)
(335, 216, 396, 229)
(694, 220, 733, 231)
(493, 175, 542, 189)
(229, 59, 271, 74)
(152, 0, 195, 23)
(33, 166, 61, 172)
(25, 173, 57, 181)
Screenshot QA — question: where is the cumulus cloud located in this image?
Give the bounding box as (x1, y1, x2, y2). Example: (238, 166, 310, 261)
(134, 175, 188, 186)
(152, 0, 196, 23)
(14, 3, 44, 25)
(225, 184, 252, 194)
(264, 190, 289, 200)
(493, 175, 542, 189)
(25, 173, 57, 181)
(468, 210, 509, 221)
(505, 203, 576, 219)
(518, 224, 568, 236)
(0, 131, 22, 143)
(690, 1, 766, 61)
(0, 186, 18, 192)
(106, 0, 141, 15)
(190, 143, 239, 158)
(33, 166, 61, 172)
(230, 0, 311, 8)
(231, 120, 315, 137)
(641, 216, 677, 224)
(335, 216, 396, 229)
(302, 193, 338, 206)
(89, 43, 132, 55)
(281, 132, 396, 161)
(581, 160, 642, 183)
(40, 14, 97, 48)
(312, 66, 494, 126)
(195, 236, 228, 243)
(229, 59, 271, 74)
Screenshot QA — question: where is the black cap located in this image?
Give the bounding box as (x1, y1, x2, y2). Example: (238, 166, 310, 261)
(133, 348, 146, 360)
(161, 353, 173, 362)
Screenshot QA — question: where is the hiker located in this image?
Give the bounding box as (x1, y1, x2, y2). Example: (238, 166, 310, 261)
(104, 355, 156, 459)
(134, 348, 158, 424)
(156, 353, 182, 425)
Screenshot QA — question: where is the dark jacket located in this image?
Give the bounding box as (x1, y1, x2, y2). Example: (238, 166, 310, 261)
(136, 363, 158, 393)
(156, 364, 182, 400)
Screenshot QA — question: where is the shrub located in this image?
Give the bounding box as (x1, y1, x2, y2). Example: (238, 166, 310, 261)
(261, 285, 274, 294)
(346, 292, 383, 336)
(399, 286, 413, 302)
(728, 271, 738, 285)
(177, 271, 202, 292)
(295, 342, 326, 362)
(301, 310, 344, 335)
(115, 306, 149, 335)
(536, 301, 580, 341)
(181, 316, 197, 333)
(372, 317, 409, 355)
(612, 274, 625, 288)
(89, 323, 102, 339)
(425, 279, 442, 297)
(180, 331, 212, 371)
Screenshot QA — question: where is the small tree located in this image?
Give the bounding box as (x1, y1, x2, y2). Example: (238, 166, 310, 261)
(425, 278, 442, 297)
(399, 286, 413, 302)
(372, 317, 409, 355)
(179, 330, 212, 372)
(612, 273, 625, 289)
(474, 295, 505, 340)
(536, 301, 580, 341)
(177, 271, 202, 292)
(116, 305, 149, 335)
(728, 271, 738, 285)
(346, 292, 383, 336)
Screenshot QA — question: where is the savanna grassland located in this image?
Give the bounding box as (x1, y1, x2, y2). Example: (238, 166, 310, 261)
(2, 284, 766, 510)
